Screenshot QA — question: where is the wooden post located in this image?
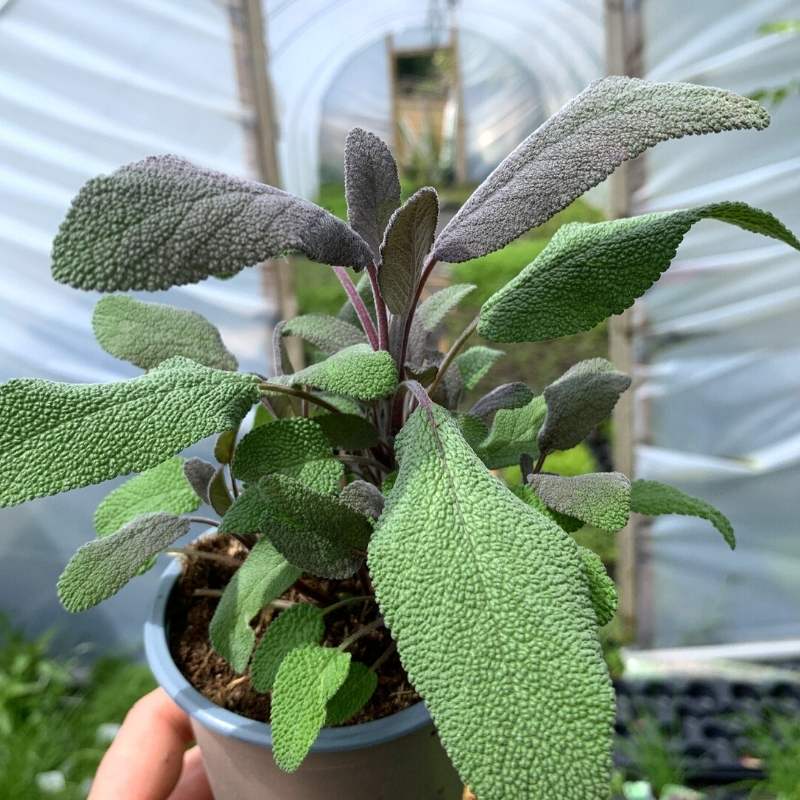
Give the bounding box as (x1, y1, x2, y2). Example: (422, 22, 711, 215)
(227, 0, 303, 368)
(451, 26, 468, 186)
(605, 0, 644, 639)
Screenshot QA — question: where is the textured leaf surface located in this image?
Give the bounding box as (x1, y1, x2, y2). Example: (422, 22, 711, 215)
(260, 475, 373, 579)
(251, 604, 325, 693)
(368, 406, 613, 799)
(272, 344, 397, 401)
(538, 359, 630, 455)
(209, 537, 301, 673)
(455, 413, 490, 452)
(314, 413, 379, 450)
(92, 295, 237, 371)
(344, 128, 401, 257)
(378, 188, 438, 314)
(480, 203, 799, 342)
(434, 77, 770, 263)
(530, 472, 631, 531)
(578, 547, 617, 627)
(218, 481, 269, 536)
(512, 484, 584, 533)
(417, 284, 476, 331)
(281, 314, 366, 355)
(208, 467, 233, 515)
(454, 346, 504, 391)
(52, 155, 373, 291)
(630, 480, 735, 549)
(271, 645, 351, 772)
(326, 661, 378, 725)
(0, 357, 259, 508)
(477, 395, 546, 469)
(94, 457, 198, 535)
(214, 430, 237, 464)
(469, 382, 534, 425)
(231, 418, 341, 493)
(339, 480, 385, 520)
(58, 513, 188, 612)
(183, 458, 216, 504)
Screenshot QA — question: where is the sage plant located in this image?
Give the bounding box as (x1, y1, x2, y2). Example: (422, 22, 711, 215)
(1, 77, 798, 799)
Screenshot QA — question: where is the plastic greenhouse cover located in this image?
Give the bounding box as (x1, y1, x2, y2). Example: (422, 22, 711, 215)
(0, 0, 274, 653)
(634, 0, 800, 648)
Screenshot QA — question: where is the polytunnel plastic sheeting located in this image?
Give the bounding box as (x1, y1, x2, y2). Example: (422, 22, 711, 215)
(633, 0, 800, 648)
(0, 0, 275, 653)
(266, 0, 604, 199)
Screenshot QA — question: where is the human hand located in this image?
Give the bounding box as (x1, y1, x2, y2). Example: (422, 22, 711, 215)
(88, 688, 213, 800)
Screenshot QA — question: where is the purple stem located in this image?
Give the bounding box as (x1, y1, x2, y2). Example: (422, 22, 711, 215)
(397, 255, 438, 378)
(333, 266, 379, 350)
(366, 262, 390, 352)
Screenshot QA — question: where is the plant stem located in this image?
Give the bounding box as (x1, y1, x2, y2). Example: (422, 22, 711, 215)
(333, 266, 379, 349)
(532, 452, 546, 474)
(294, 578, 328, 604)
(168, 547, 241, 569)
(321, 595, 373, 617)
(426, 314, 480, 397)
(337, 453, 387, 472)
(186, 516, 220, 528)
(398, 254, 438, 378)
(366, 262, 390, 351)
(338, 617, 384, 651)
(370, 641, 397, 672)
(259, 382, 341, 414)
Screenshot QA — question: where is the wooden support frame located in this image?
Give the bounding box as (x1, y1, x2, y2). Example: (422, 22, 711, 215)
(227, 0, 303, 368)
(605, 0, 644, 640)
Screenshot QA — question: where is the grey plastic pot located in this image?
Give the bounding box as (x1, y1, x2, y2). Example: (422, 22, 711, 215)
(144, 560, 463, 800)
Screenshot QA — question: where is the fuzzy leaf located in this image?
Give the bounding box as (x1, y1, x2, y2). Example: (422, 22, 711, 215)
(92, 295, 237, 371)
(512, 484, 584, 533)
(454, 346, 503, 391)
(578, 547, 617, 627)
(52, 155, 373, 291)
(368, 406, 613, 799)
(231, 417, 342, 494)
(530, 472, 631, 532)
(378, 188, 439, 315)
(434, 77, 770, 263)
(477, 395, 546, 470)
(183, 458, 216, 504)
(479, 202, 799, 342)
(251, 604, 325, 693)
(94, 457, 198, 535)
(209, 537, 301, 673)
(272, 344, 398, 401)
(469, 382, 534, 426)
(58, 513, 188, 612)
(326, 661, 378, 725)
(214, 430, 237, 464)
(208, 467, 233, 515)
(0, 357, 259, 508)
(455, 413, 490, 453)
(417, 284, 476, 330)
(271, 644, 351, 772)
(339, 480, 385, 520)
(281, 315, 366, 355)
(538, 359, 630, 455)
(260, 475, 373, 579)
(314, 414, 380, 451)
(218, 481, 269, 536)
(344, 128, 401, 257)
(630, 479, 735, 549)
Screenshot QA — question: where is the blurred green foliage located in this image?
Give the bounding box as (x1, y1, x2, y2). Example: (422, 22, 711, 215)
(0, 618, 155, 799)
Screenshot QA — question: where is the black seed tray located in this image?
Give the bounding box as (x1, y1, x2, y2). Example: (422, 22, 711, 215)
(613, 677, 800, 784)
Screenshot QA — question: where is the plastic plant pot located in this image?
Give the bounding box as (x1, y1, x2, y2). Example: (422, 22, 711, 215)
(144, 560, 463, 800)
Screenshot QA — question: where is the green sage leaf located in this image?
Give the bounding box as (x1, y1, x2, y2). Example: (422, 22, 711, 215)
(326, 661, 378, 725)
(0, 357, 259, 508)
(92, 295, 237, 371)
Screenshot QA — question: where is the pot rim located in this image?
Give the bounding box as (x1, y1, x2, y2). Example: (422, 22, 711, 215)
(144, 559, 432, 753)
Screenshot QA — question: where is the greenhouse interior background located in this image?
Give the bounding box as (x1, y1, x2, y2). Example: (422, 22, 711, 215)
(0, 0, 799, 797)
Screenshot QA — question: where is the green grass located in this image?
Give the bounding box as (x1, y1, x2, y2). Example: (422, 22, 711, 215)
(0, 619, 155, 799)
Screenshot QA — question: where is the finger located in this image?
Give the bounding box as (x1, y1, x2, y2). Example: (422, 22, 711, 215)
(89, 688, 195, 800)
(168, 746, 214, 800)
